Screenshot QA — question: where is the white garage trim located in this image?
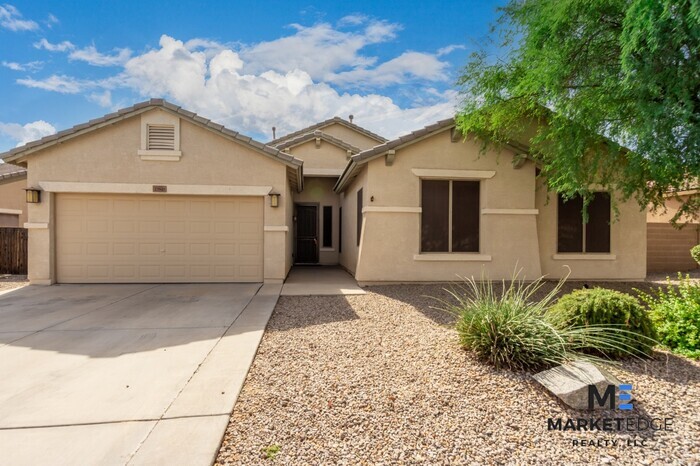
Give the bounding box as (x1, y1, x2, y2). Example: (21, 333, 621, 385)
(39, 181, 273, 196)
(0, 208, 22, 215)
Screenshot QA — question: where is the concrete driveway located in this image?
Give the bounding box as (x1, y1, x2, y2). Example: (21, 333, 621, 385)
(0, 283, 280, 466)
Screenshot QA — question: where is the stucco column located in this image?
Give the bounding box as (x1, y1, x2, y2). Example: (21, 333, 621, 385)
(26, 190, 54, 285)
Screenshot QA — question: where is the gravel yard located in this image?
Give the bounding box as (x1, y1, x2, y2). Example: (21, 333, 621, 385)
(0, 275, 28, 293)
(216, 282, 700, 465)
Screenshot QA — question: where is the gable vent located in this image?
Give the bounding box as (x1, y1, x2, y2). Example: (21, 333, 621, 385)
(147, 124, 175, 150)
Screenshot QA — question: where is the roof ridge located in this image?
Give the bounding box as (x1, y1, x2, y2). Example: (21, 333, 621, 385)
(268, 116, 387, 146)
(274, 129, 361, 153)
(0, 99, 303, 172)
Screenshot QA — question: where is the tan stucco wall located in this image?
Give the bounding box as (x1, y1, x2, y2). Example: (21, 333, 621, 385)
(321, 123, 383, 150)
(354, 129, 543, 283)
(536, 181, 647, 280)
(23, 108, 292, 284)
(647, 194, 699, 224)
(0, 176, 27, 226)
(287, 139, 349, 171)
(338, 168, 367, 275)
(293, 177, 340, 264)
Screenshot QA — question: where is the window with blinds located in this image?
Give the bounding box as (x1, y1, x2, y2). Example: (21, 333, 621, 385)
(147, 124, 176, 150)
(421, 180, 480, 253)
(557, 192, 610, 253)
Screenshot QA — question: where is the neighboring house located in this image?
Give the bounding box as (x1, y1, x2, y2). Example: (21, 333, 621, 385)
(647, 189, 700, 273)
(0, 99, 647, 285)
(0, 163, 27, 227)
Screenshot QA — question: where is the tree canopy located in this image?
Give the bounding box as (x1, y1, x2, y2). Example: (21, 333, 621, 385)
(456, 0, 699, 223)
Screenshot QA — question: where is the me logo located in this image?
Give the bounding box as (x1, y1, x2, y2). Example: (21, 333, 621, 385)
(587, 384, 634, 410)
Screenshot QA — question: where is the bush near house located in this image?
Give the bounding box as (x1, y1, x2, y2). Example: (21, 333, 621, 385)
(548, 288, 656, 358)
(691, 244, 700, 266)
(637, 275, 700, 360)
(439, 276, 654, 371)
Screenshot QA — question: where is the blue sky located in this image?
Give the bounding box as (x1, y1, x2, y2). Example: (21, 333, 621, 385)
(0, 1, 503, 151)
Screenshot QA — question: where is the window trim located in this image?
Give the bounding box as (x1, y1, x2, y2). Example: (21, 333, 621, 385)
(556, 192, 611, 254)
(419, 179, 480, 254)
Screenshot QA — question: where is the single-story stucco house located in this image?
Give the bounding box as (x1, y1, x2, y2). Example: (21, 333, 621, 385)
(0, 99, 647, 285)
(0, 163, 28, 227)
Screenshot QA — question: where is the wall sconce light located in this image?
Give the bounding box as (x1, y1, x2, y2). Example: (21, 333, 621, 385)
(25, 188, 42, 204)
(268, 190, 280, 208)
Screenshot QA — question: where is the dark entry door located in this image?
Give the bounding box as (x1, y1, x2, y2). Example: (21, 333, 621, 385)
(296, 205, 318, 263)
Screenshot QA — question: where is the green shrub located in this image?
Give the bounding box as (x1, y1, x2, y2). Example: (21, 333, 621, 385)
(637, 274, 700, 359)
(691, 244, 700, 265)
(548, 288, 656, 358)
(438, 274, 653, 371)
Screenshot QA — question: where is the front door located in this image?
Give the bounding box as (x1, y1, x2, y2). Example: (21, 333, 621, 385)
(295, 204, 318, 263)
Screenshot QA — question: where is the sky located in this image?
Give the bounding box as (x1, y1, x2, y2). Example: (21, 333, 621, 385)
(0, 0, 503, 152)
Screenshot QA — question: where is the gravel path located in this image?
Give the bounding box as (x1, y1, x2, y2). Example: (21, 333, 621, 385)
(0, 275, 28, 293)
(216, 283, 700, 465)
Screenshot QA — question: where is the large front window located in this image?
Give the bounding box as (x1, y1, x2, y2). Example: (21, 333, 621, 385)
(557, 192, 611, 253)
(421, 180, 480, 253)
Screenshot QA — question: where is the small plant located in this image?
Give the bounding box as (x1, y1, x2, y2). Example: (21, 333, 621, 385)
(637, 274, 700, 359)
(262, 444, 281, 460)
(691, 244, 700, 266)
(437, 272, 654, 371)
(548, 288, 656, 358)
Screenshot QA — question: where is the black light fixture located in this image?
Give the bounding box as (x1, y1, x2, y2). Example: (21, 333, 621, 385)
(25, 188, 41, 203)
(268, 190, 280, 208)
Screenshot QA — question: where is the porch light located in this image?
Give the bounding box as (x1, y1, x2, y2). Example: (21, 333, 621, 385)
(25, 188, 42, 204)
(268, 190, 280, 208)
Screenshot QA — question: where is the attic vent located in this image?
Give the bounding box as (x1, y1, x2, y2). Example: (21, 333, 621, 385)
(147, 124, 175, 150)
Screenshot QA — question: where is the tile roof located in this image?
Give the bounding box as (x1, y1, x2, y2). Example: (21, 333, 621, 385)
(0, 99, 304, 175)
(0, 162, 27, 182)
(274, 130, 361, 154)
(268, 116, 388, 146)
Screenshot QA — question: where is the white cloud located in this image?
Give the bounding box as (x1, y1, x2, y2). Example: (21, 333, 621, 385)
(0, 4, 38, 31)
(338, 14, 367, 26)
(88, 90, 113, 108)
(0, 120, 56, 147)
(17, 74, 90, 94)
(69, 45, 132, 66)
(328, 51, 448, 87)
(34, 38, 75, 52)
(2, 60, 43, 72)
(17, 20, 462, 140)
(436, 44, 466, 57)
(240, 20, 399, 80)
(45, 13, 59, 27)
(114, 35, 454, 138)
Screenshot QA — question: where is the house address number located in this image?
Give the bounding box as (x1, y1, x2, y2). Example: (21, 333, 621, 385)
(152, 185, 167, 193)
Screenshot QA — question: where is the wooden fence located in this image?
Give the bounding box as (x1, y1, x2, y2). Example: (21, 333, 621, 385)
(0, 227, 28, 275)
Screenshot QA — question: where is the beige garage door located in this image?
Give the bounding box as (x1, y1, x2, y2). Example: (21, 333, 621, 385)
(56, 193, 263, 283)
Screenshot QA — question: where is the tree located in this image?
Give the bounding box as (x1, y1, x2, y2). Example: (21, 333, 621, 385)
(456, 0, 700, 223)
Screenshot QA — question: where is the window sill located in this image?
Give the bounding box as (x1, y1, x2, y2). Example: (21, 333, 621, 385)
(413, 253, 492, 262)
(552, 253, 616, 261)
(138, 150, 182, 161)
(320, 247, 335, 252)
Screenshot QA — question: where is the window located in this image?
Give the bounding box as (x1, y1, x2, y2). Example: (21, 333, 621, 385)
(146, 124, 176, 150)
(421, 180, 480, 253)
(339, 207, 342, 253)
(322, 206, 332, 248)
(356, 188, 363, 246)
(557, 192, 610, 253)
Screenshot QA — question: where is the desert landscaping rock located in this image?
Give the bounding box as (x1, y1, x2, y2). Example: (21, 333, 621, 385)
(216, 284, 699, 465)
(532, 361, 623, 410)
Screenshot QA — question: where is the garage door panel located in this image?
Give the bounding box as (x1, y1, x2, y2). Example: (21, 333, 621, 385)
(56, 193, 264, 283)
